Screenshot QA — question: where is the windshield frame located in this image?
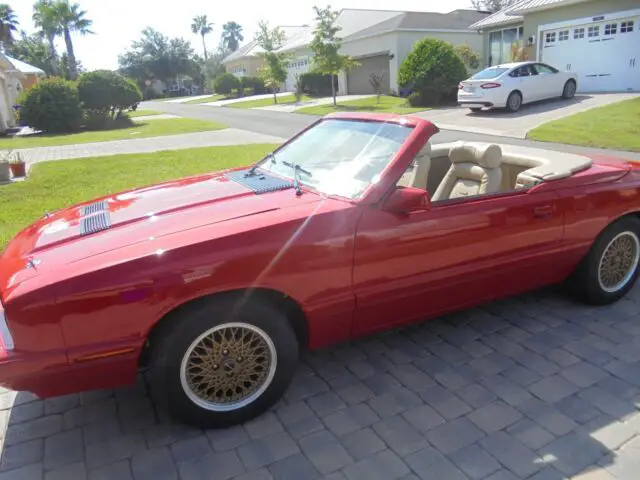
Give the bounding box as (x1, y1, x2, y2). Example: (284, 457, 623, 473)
(251, 117, 421, 203)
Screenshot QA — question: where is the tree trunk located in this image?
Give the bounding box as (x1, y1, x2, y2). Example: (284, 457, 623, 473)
(201, 34, 208, 61)
(331, 74, 336, 106)
(273, 88, 277, 104)
(63, 27, 78, 80)
(47, 33, 59, 76)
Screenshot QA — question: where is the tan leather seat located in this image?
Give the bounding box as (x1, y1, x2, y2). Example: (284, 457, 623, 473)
(432, 142, 503, 201)
(407, 142, 431, 189)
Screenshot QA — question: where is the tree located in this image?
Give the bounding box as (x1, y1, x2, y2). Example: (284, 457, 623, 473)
(6, 31, 53, 75)
(470, 0, 518, 12)
(254, 21, 287, 104)
(309, 5, 357, 106)
(32, 0, 61, 76)
(118, 27, 199, 89)
(60, 51, 84, 79)
(221, 21, 243, 52)
(50, 0, 93, 80)
(0, 4, 19, 46)
(191, 14, 213, 61)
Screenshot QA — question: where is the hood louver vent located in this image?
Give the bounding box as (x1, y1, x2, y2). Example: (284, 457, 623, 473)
(80, 212, 112, 235)
(226, 169, 294, 194)
(81, 200, 108, 216)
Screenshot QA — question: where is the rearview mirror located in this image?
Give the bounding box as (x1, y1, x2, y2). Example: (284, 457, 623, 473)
(382, 187, 430, 214)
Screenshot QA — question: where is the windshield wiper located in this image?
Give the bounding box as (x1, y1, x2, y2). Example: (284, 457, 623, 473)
(282, 161, 312, 196)
(246, 152, 277, 177)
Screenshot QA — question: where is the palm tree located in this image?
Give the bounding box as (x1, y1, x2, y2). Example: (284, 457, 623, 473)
(0, 4, 19, 47)
(32, 0, 60, 75)
(191, 15, 213, 61)
(221, 21, 243, 52)
(51, 0, 93, 80)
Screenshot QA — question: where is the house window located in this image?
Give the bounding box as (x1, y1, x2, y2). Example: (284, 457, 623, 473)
(621, 21, 634, 33)
(588, 26, 600, 37)
(545, 32, 556, 43)
(604, 23, 617, 35)
(558, 30, 569, 41)
(574, 27, 585, 39)
(488, 26, 524, 66)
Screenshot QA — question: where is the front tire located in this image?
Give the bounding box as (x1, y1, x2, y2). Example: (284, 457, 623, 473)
(566, 218, 640, 305)
(506, 91, 522, 112)
(562, 80, 576, 99)
(149, 296, 299, 428)
(470, 107, 482, 113)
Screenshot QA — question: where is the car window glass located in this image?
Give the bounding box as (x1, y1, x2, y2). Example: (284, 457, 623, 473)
(534, 64, 556, 75)
(471, 67, 509, 80)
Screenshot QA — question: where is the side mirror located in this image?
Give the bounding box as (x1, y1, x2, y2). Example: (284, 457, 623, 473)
(382, 187, 430, 214)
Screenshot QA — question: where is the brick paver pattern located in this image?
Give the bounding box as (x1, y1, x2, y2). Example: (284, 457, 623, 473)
(1, 285, 640, 479)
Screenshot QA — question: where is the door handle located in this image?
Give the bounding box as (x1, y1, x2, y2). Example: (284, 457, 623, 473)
(533, 205, 554, 218)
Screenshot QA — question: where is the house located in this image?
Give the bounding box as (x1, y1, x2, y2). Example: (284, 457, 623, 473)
(3, 54, 46, 108)
(470, 0, 640, 92)
(223, 8, 489, 95)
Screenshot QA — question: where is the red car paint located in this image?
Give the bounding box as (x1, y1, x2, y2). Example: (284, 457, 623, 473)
(0, 112, 639, 398)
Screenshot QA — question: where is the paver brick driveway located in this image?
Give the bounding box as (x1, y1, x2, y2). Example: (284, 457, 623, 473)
(1, 284, 640, 480)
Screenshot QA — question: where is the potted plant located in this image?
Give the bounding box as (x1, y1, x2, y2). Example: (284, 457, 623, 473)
(9, 151, 26, 178)
(0, 151, 10, 182)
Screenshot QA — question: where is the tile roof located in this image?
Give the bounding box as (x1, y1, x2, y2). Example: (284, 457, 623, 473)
(470, 0, 592, 29)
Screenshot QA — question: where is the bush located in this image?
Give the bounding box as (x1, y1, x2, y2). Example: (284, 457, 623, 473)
(241, 76, 265, 95)
(77, 70, 142, 124)
(214, 73, 240, 95)
(17, 78, 83, 133)
(299, 72, 337, 96)
(399, 38, 467, 107)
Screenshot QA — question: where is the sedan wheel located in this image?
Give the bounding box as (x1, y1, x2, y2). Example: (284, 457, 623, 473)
(566, 218, 640, 305)
(562, 80, 576, 99)
(149, 296, 299, 428)
(506, 92, 522, 112)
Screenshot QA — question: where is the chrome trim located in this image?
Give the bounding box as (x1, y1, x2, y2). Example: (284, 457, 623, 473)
(0, 309, 15, 351)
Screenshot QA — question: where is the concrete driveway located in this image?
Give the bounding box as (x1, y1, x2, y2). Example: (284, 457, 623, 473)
(415, 93, 639, 139)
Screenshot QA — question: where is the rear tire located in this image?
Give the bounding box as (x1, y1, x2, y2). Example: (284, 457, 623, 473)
(506, 91, 522, 112)
(562, 80, 576, 99)
(148, 296, 299, 428)
(470, 107, 482, 113)
(566, 217, 640, 305)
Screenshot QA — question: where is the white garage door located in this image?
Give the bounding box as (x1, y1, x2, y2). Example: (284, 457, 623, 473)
(541, 15, 640, 92)
(285, 57, 311, 92)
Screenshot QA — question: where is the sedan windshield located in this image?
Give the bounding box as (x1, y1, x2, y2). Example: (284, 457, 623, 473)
(471, 67, 509, 80)
(258, 119, 413, 199)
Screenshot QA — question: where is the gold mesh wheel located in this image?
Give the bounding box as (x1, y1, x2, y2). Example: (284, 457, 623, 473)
(179, 322, 277, 412)
(598, 231, 640, 293)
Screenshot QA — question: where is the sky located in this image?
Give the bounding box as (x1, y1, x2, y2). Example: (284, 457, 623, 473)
(8, 0, 476, 71)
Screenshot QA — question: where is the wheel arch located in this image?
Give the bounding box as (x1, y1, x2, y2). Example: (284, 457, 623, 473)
(138, 288, 309, 369)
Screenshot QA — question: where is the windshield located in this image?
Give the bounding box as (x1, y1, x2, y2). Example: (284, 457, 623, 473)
(471, 67, 509, 80)
(258, 119, 413, 199)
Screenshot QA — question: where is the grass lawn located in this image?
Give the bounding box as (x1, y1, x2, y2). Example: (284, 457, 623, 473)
(0, 118, 227, 149)
(227, 94, 308, 109)
(527, 98, 640, 152)
(0, 144, 277, 249)
(183, 94, 226, 104)
(296, 95, 429, 116)
(127, 109, 162, 118)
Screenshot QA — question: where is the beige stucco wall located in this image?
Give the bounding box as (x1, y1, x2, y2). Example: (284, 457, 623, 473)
(481, 0, 640, 65)
(226, 57, 265, 78)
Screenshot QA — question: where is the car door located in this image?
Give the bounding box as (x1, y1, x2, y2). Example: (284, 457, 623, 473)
(532, 63, 562, 99)
(509, 65, 542, 102)
(351, 188, 566, 336)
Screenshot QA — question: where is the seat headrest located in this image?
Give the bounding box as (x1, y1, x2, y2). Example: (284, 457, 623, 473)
(449, 142, 502, 169)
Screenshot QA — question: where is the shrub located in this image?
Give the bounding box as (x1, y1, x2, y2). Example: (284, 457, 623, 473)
(214, 73, 240, 95)
(399, 38, 467, 107)
(299, 72, 337, 96)
(241, 76, 265, 95)
(77, 70, 142, 124)
(17, 78, 83, 133)
(454, 43, 480, 72)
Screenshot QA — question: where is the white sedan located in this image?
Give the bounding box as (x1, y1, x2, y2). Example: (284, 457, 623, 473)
(458, 61, 578, 113)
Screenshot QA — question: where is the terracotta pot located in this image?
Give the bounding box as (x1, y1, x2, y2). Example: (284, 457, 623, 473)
(10, 162, 26, 178)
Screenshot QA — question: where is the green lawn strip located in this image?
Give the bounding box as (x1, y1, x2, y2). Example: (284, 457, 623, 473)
(127, 109, 162, 118)
(0, 144, 277, 249)
(527, 98, 640, 152)
(296, 95, 429, 115)
(0, 118, 227, 149)
(226, 94, 308, 109)
(183, 94, 226, 104)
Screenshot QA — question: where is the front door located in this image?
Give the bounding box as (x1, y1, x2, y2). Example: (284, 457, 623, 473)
(352, 189, 566, 336)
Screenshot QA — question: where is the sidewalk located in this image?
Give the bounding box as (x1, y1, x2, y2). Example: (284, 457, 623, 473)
(256, 94, 376, 113)
(18, 129, 285, 164)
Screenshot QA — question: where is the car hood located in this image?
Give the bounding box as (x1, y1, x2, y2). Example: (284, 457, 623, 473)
(0, 168, 320, 295)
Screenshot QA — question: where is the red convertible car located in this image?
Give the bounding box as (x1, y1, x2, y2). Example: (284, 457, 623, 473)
(1, 112, 639, 427)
